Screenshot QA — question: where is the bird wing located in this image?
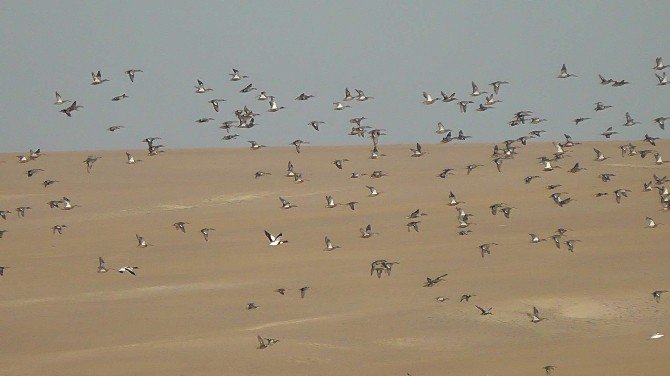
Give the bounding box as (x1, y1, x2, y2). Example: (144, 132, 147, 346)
(264, 230, 275, 242)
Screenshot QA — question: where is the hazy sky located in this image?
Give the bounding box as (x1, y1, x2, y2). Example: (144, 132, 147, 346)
(1, 1, 668, 152)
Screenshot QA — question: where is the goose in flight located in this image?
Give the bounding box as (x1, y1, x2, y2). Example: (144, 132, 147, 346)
(118, 266, 139, 275)
(565, 239, 580, 252)
(355, 89, 373, 101)
(26, 168, 44, 177)
(294, 93, 314, 101)
(366, 186, 380, 197)
(111, 93, 128, 101)
(652, 290, 667, 303)
(423, 273, 448, 287)
(136, 234, 150, 248)
(240, 83, 257, 93)
(248, 141, 266, 150)
(479, 242, 498, 258)
(601, 127, 618, 139)
(173, 221, 188, 233)
(229, 68, 248, 81)
(655, 72, 668, 86)
(360, 224, 378, 238)
(654, 116, 667, 130)
(643, 134, 659, 146)
(470, 81, 487, 96)
(599, 74, 614, 85)
(83, 156, 101, 173)
(410, 143, 426, 157)
(325, 195, 338, 208)
(59, 101, 83, 117)
(435, 122, 450, 134)
(264, 230, 287, 246)
(653, 57, 668, 70)
(529, 234, 547, 243)
(422, 91, 438, 105)
(599, 173, 616, 182)
(200, 228, 214, 242)
(614, 188, 631, 204)
(475, 305, 493, 315)
(654, 153, 666, 165)
(438, 168, 455, 179)
(568, 163, 586, 173)
(108, 125, 125, 132)
(594, 101, 612, 111)
(54, 91, 70, 105)
(308, 120, 325, 131)
(543, 365, 556, 375)
(208, 99, 226, 112)
(458, 100, 474, 113)
(574, 117, 591, 125)
(490, 80, 509, 95)
(645, 217, 660, 228)
(623, 112, 639, 127)
(524, 175, 540, 184)
(60, 197, 79, 210)
(194, 79, 212, 93)
(52, 224, 67, 235)
(90, 70, 109, 85)
(126, 152, 141, 164)
(324, 237, 340, 251)
(333, 102, 351, 110)
(557, 64, 577, 78)
(267, 96, 285, 112)
(649, 332, 665, 340)
(440, 91, 457, 102)
(299, 286, 309, 298)
(448, 191, 464, 206)
(124, 69, 143, 82)
(528, 306, 546, 323)
(98, 257, 108, 273)
(460, 294, 476, 302)
(342, 88, 354, 101)
(550, 192, 572, 207)
(291, 139, 308, 153)
(406, 221, 420, 232)
(16, 206, 31, 217)
(247, 303, 259, 310)
(407, 209, 427, 219)
(279, 197, 296, 209)
(257, 336, 279, 349)
(0, 210, 11, 220)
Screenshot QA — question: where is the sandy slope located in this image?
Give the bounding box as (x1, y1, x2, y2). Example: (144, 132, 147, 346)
(0, 141, 668, 375)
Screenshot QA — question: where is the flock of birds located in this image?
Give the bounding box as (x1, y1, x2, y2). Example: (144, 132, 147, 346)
(2, 56, 669, 375)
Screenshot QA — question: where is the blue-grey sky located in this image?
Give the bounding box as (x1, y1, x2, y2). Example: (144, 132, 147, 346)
(1, 1, 668, 152)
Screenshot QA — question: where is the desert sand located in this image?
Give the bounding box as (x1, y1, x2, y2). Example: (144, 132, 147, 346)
(0, 141, 668, 375)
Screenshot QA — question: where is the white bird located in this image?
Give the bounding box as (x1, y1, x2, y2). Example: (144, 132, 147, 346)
(118, 266, 139, 275)
(229, 68, 248, 81)
(649, 332, 664, 340)
(264, 230, 287, 246)
(436, 122, 450, 134)
(267, 96, 285, 112)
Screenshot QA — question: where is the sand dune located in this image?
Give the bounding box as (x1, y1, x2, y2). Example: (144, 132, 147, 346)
(1, 141, 668, 375)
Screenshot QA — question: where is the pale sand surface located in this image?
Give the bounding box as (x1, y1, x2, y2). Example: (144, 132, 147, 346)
(1, 141, 669, 375)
